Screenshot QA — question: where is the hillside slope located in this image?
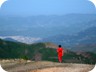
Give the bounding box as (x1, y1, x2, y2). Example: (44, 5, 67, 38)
(0, 39, 96, 64)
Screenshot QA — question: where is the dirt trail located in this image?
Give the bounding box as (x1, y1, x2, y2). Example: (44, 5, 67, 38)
(30, 67, 92, 72)
(30, 64, 94, 72)
(1, 61, 94, 72)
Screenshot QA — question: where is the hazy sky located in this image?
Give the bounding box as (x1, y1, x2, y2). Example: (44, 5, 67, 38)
(0, 0, 96, 16)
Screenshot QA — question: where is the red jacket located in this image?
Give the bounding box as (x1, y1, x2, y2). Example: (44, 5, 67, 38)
(57, 47, 64, 56)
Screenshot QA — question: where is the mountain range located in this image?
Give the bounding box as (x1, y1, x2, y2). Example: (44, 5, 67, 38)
(0, 14, 96, 37)
(0, 14, 96, 53)
(41, 26, 96, 53)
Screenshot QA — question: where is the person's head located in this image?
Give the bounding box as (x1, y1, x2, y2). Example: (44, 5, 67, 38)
(58, 45, 61, 47)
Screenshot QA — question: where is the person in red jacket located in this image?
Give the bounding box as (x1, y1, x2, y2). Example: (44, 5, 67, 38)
(57, 45, 64, 63)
